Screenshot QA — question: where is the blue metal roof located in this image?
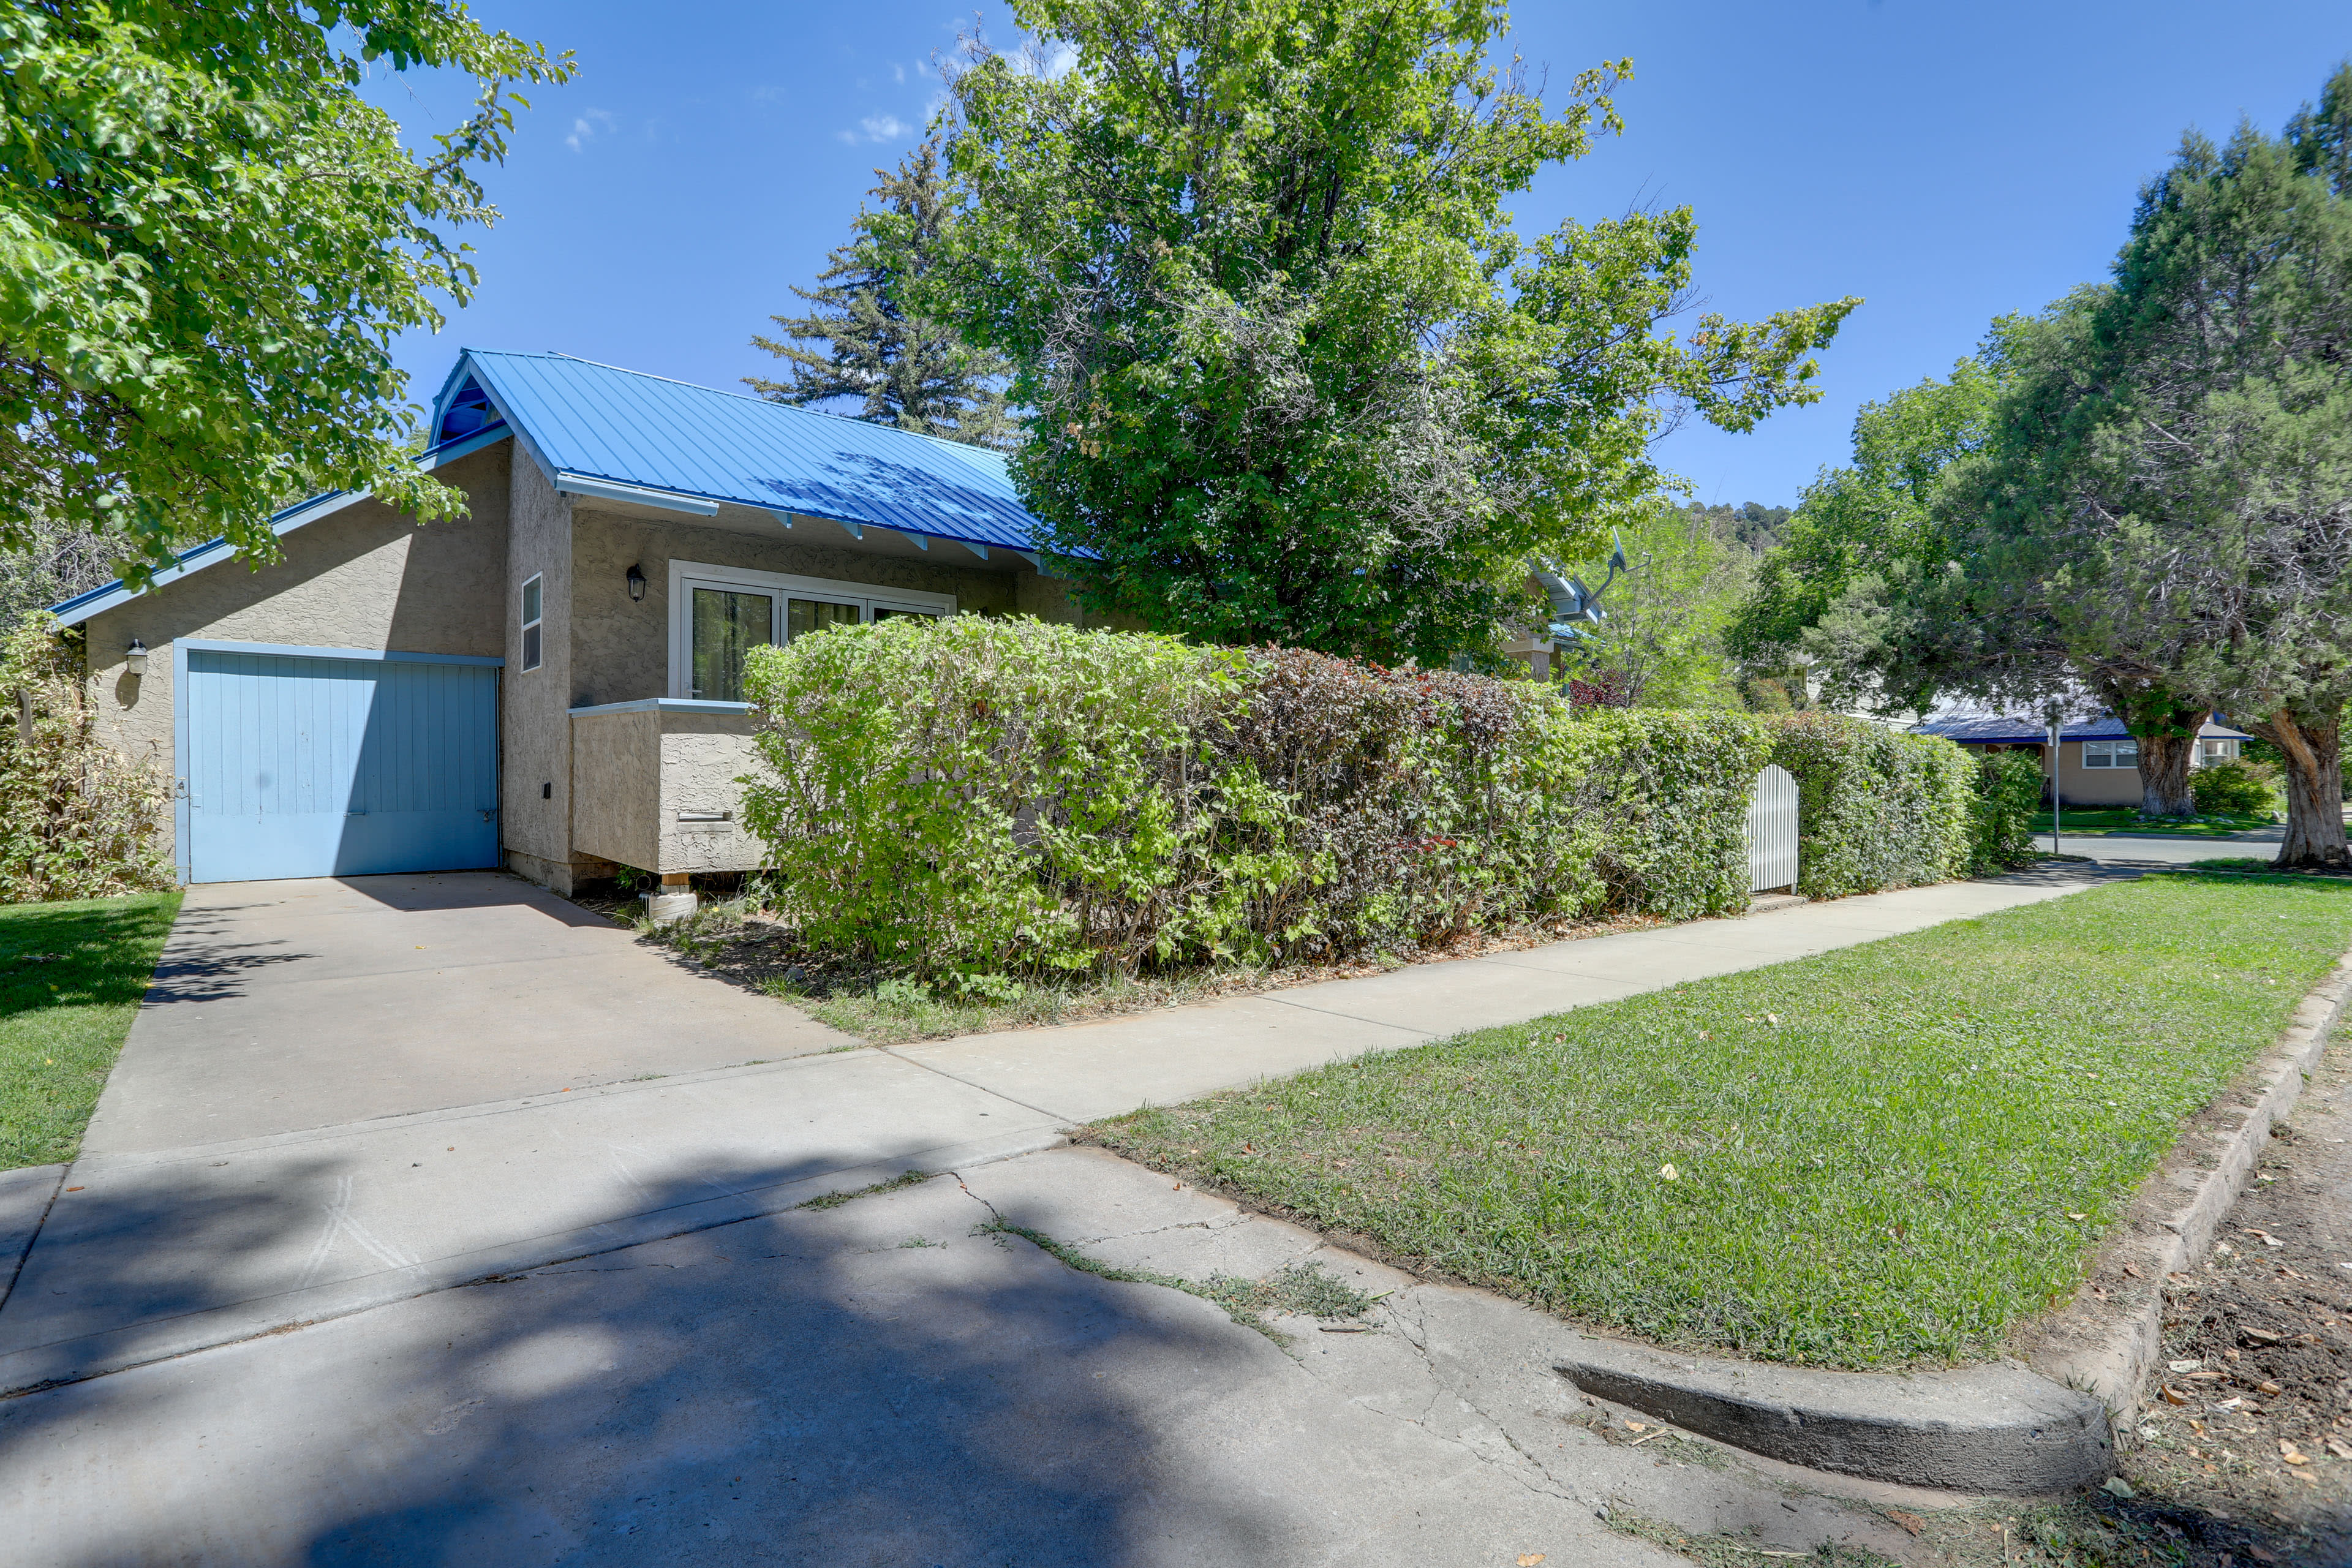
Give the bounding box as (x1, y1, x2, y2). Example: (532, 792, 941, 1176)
(53, 350, 1055, 625)
(442, 350, 1042, 552)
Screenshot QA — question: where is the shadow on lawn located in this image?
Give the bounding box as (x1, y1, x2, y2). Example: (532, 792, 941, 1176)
(0, 1159, 1277, 1566)
(0, 896, 179, 1018)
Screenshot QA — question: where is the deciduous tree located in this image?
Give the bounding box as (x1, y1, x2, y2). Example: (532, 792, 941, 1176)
(0, 1, 571, 583)
(933, 0, 1856, 666)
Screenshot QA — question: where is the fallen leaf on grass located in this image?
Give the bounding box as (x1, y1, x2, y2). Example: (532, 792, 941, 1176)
(1887, 1510, 1925, 1536)
(2066, 1212, 2087, 1221)
(2102, 1477, 2136, 1498)
(2280, 1441, 2309, 1465)
(2162, 1386, 2192, 1405)
(1658, 1164, 1678, 1181)
(2258, 1380, 2285, 1395)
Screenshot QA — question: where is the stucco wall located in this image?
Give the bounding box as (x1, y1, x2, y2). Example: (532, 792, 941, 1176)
(500, 457, 577, 876)
(2056, 743, 2147, 807)
(566, 507, 1042, 709)
(570, 708, 766, 875)
(658, 714, 767, 873)
(570, 709, 663, 870)
(81, 442, 513, 859)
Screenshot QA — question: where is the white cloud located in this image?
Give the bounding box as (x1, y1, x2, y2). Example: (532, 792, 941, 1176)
(892, 62, 907, 84)
(565, 108, 615, 152)
(859, 113, 911, 142)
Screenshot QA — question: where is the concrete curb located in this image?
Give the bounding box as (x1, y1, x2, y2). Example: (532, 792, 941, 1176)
(1555, 943, 2352, 1492)
(0, 1129, 1063, 1400)
(1557, 1340, 2111, 1493)
(2011, 951, 2352, 1415)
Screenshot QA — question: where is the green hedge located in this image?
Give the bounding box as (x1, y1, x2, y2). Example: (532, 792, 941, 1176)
(1768, 713, 1978, 899)
(739, 621, 1997, 976)
(1970, 751, 2047, 873)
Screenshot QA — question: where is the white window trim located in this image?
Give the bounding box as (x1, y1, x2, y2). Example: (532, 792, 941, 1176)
(520, 572, 543, 673)
(2081, 739, 2139, 769)
(666, 560, 956, 699)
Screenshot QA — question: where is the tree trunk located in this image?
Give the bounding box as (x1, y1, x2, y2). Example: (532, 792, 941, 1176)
(2135, 730, 2199, 818)
(2251, 708, 2349, 869)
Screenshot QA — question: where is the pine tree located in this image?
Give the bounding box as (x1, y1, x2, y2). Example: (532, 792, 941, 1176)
(747, 140, 1016, 450)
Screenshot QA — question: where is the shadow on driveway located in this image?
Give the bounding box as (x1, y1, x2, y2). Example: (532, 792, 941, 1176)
(0, 1163, 1302, 1566)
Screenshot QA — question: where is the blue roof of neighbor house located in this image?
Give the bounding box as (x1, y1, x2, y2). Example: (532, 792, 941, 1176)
(52, 349, 1047, 626)
(1914, 707, 2252, 745)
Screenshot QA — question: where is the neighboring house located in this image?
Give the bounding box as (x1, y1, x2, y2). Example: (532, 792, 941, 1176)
(55, 350, 1092, 891)
(1912, 708, 2250, 808)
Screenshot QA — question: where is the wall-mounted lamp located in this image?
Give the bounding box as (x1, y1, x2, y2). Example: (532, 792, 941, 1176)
(625, 564, 647, 602)
(124, 638, 148, 676)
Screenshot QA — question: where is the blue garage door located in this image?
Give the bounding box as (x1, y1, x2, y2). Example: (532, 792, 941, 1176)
(184, 649, 500, 883)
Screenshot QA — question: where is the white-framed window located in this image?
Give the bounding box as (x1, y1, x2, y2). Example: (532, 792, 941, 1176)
(520, 574, 543, 673)
(2081, 739, 2139, 769)
(2199, 738, 2240, 764)
(667, 560, 954, 701)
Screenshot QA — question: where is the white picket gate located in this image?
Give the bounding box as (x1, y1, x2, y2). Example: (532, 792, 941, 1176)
(1746, 763, 1799, 893)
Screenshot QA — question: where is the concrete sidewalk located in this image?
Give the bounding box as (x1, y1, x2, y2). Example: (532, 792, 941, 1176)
(0, 863, 2125, 1396)
(2, 1145, 1944, 1567)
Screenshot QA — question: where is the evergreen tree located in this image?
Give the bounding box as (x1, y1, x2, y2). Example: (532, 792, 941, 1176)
(748, 140, 1016, 450)
(1810, 64, 2352, 862)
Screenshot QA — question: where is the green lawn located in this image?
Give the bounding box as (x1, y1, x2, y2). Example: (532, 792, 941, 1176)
(0, 892, 181, 1170)
(1092, 875, 2352, 1370)
(2030, 807, 2275, 839)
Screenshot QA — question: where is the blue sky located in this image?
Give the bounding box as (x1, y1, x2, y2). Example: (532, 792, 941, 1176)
(375, 1, 2351, 510)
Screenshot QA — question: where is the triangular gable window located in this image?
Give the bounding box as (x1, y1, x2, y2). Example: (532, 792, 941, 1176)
(437, 376, 502, 442)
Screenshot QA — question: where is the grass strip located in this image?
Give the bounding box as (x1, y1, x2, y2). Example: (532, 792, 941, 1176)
(974, 1218, 1374, 1338)
(1092, 875, 2352, 1369)
(0, 891, 181, 1170)
(795, 1169, 934, 1210)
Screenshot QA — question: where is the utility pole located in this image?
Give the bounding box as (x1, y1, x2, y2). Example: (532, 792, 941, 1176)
(2046, 716, 2064, 856)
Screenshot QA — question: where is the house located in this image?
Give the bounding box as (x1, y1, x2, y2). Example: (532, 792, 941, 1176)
(55, 350, 1091, 892)
(1912, 707, 2251, 807)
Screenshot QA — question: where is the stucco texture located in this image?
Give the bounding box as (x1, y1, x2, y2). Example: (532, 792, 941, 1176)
(566, 505, 1052, 710)
(2055, 744, 2149, 807)
(500, 456, 576, 876)
(81, 443, 513, 860)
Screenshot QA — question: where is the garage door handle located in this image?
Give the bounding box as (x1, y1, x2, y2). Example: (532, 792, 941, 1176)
(480, 808, 498, 822)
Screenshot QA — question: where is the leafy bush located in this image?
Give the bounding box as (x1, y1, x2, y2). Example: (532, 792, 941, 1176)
(738, 616, 1277, 976)
(1968, 750, 2046, 874)
(1768, 714, 1977, 899)
(2190, 760, 2277, 819)
(1583, 709, 1773, 921)
(739, 620, 1981, 976)
(0, 616, 173, 901)
(1202, 649, 1608, 954)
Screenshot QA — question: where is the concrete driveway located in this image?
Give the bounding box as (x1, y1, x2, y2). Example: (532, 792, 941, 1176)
(84, 872, 851, 1155)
